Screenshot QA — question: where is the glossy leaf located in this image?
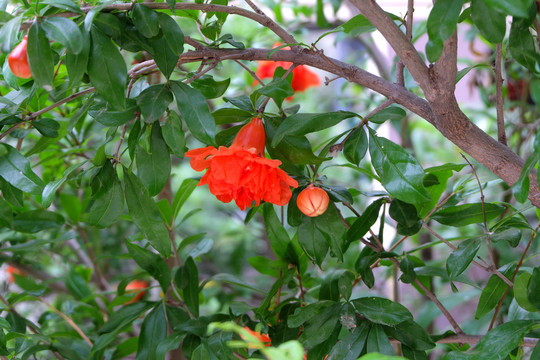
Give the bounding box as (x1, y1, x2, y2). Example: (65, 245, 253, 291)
(147, 36, 179, 79)
(170, 81, 216, 145)
(368, 106, 406, 124)
(369, 129, 430, 204)
(157, 13, 184, 55)
(0, 144, 44, 195)
(132, 4, 160, 38)
(191, 76, 230, 100)
(136, 122, 171, 196)
(352, 297, 413, 326)
(88, 28, 127, 110)
(212, 108, 252, 125)
(87, 168, 124, 228)
(136, 303, 167, 360)
(0, 15, 22, 53)
(326, 322, 370, 360)
(27, 21, 54, 90)
(470, 0, 506, 43)
(482, 0, 534, 18)
(509, 17, 540, 72)
(136, 84, 173, 124)
(346, 198, 384, 247)
(89, 101, 138, 127)
(174, 257, 199, 318)
(42, 161, 86, 208)
(426, 0, 464, 62)
(444, 320, 536, 359)
(123, 169, 171, 257)
(344, 127, 368, 166)
(66, 26, 89, 85)
(0, 197, 12, 228)
(366, 324, 393, 355)
(514, 272, 537, 312)
(446, 237, 481, 279)
(297, 302, 341, 348)
(263, 203, 292, 260)
(475, 265, 514, 319)
(126, 241, 170, 292)
(42, 17, 83, 54)
(432, 203, 505, 226)
(32, 119, 59, 138)
(272, 111, 356, 147)
(389, 199, 420, 227)
(527, 267, 540, 309)
(13, 210, 64, 233)
(100, 301, 153, 334)
(162, 111, 186, 158)
(385, 320, 435, 351)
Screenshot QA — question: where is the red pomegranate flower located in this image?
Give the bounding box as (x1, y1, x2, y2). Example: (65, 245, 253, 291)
(241, 326, 271, 347)
(8, 35, 32, 79)
(254, 43, 320, 95)
(186, 117, 298, 210)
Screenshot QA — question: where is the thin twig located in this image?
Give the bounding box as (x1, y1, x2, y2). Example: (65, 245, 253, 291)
(494, 43, 506, 145)
(234, 59, 265, 86)
(26, 88, 96, 121)
(185, 59, 219, 84)
(38, 297, 93, 346)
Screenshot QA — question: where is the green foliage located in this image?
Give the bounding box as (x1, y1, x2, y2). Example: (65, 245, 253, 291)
(0, 0, 538, 359)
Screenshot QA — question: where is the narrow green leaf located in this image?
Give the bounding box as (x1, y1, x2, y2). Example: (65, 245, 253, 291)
(0, 15, 22, 53)
(509, 17, 540, 72)
(147, 36, 179, 79)
(136, 84, 173, 124)
(42, 17, 83, 54)
(385, 320, 435, 351)
(191, 76, 230, 99)
(368, 106, 406, 124)
(42, 161, 86, 208)
(527, 267, 540, 309)
(88, 28, 127, 109)
(0, 144, 44, 194)
(157, 13, 184, 55)
(170, 81, 215, 145)
(257, 78, 294, 108)
(327, 322, 370, 360)
(263, 203, 291, 259)
(446, 238, 481, 279)
(352, 297, 413, 326)
(514, 272, 537, 312)
(347, 198, 385, 246)
(100, 301, 153, 334)
(66, 26, 89, 86)
(298, 303, 341, 347)
(27, 21, 54, 90)
(0, 197, 13, 228)
(344, 127, 368, 165)
(13, 210, 64, 233)
(87, 163, 124, 228)
(368, 129, 430, 204)
(162, 112, 186, 158)
(123, 169, 171, 257)
(475, 265, 514, 319)
(126, 242, 170, 292)
(89, 101, 138, 127)
(136, 303, 167, 360)
(482, 0, 534, 18)
(171, 178, 198, 222)
(432, 203, 505, 227)
(136, 122, 171, 197)
(366, 324, 393, 355)
(212, 108, 252, 125)
(389, 199, 419, 227)
(32, 119, 59, 138)
(132, 4, 160, 38)
(174, 257, 199, 317)
(470, 0, 506, 43)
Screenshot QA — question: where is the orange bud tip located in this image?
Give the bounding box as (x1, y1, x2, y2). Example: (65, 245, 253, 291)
(296, 184, 330, 217)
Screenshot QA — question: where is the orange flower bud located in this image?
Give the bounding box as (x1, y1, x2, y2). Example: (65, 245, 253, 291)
(297, 184, 329, 217)
(241, 326, 271, 347)
(8, 35, 32, 79)
(124, 279, 149, 303)
(6, 265, 24, 283)
(231, 117, 266, 156)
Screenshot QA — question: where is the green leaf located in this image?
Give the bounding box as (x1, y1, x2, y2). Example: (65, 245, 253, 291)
(385, 320, 435, 351)
(320, 269, 355, 302)
(0, 177, 23, 208)
(132, 4, 160, 38)
(527, 267, 540, 309)
(42, 17, 83, 54)
(136, 303, 167, 360)
(344, 127, 368, 165)
(0, 144, 44, 194)
(123, 169, 171, 257)
(389, 199, 420, 227)
(136, 122, 171, 196)
(368, 106, 406, 124)
(482, 0, 534, 18)
(0, 197, 13, 228)
(432, 203, 505, 226)
(509, 17, 540, 72)
(147, 36, 179, 79)
(27, 21, 54, 90)
(66, 267, 91, 300)
(263, 203, 291, 259)
(256, 78, 294, 108)
(32, 118, 59, 138)
(170, 81, 215, 145)
(475, 265, 514, 319)
(446, 237, 481, 280)
(366, 324, 393, 355)
(191, 76, 230, 100)
(272, 111, 356, 147)
(399, 256, 417, 284)
(157, 13, 184, 55)
(87, 164, 124, 228)
(42, 161, 86, 208)
(470, 0, 506, 43)
(88, 28, 127, 110)
(100, 301, 153, 334)
(41, 0, 83, 14)
(136, 84, 173, 124)
(162, 111, 186, 158)
(514, 272, 537, 312)
(340, 14, 376, 35)
(13, 210, 64, 233)
(368, 129, 430, 204)
(212, 108, 252, 125)
(352, 297, 413, 326)
(426, 0, 464, 61)
(0, 15, 22, 53)
(89, 101, 139, 127)
(444, 320, 536, 359)
(66, 26, 89, 86)
(513, 154, 538, 202)
(346, 198, 385, 247)
(126, 242, 170, 292)
(298, 303, 341, 348)
(174, 257, 199, 318)
(326, 322, 370, 360)
(172, 178, 198, 222)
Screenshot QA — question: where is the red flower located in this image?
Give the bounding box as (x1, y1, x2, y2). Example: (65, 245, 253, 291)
(254, 43, 320, 95)
(8, 35, 32, 79)
(124, 279, 149, 304)
(6, 265, 24, 283)
(186, 118, 298, 211)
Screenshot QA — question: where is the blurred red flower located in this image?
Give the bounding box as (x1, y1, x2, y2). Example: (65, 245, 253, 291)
(186, 118, 298, 210)
(241, 326, 271, 347)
